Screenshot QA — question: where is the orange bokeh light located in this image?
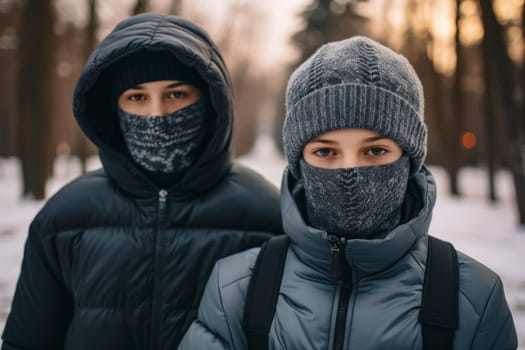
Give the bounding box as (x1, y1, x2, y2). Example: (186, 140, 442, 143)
(462, 132, 477, 149)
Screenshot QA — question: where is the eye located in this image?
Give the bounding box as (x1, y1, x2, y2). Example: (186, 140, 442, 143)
(366, 147, 387, 157)
(168, 91, 187, 99)
(127, 93, 146, 102)
(314, 148, 335, 157)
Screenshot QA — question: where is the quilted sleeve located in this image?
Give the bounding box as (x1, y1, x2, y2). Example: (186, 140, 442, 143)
(178, 248, 259, 350)
(469, 277, 518, 350)
(2, 216, 73, 349)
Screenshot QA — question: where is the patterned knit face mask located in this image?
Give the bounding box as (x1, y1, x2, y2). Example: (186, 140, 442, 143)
(300, 156, 410, 239)
(118, 100, 206, 173)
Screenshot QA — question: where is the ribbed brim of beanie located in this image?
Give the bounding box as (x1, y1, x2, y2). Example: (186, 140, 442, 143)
(110, 50, 205, 103)
(283, 36, 427, 178)
(284, 83, 426, 176)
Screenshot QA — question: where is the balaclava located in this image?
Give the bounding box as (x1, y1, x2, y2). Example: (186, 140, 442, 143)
(283, 36, 427, 238)
(111, 50, 208, 175)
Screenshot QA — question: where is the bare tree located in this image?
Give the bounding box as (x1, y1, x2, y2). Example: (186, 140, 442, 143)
(198, 1, 268, 157)
(16, 0, 56, 199)
(0, 2, 20, 159)
(426, 44, 453, 181)
(449, 0, 465, 196)
(522, 0, 525, 175)
(74, 0, 98, 174)
(418, 0, 463, 195)
(480, 24, 498, 202)
(479, 0, 525, 225)
(84, 0, 98, 57)
(224, 2, 261, 156)
(399, 1, 445, 171)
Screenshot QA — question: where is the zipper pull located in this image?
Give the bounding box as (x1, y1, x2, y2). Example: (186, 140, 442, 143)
(328, 236, 346, 279)
(158, 189, 168, 210)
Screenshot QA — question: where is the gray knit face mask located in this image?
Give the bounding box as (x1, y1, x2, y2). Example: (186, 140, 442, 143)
(118, 100, 206, 173)
(300, 156, 410, 239)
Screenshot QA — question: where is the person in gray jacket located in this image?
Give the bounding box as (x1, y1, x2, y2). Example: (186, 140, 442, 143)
(178, 36, 518, 349)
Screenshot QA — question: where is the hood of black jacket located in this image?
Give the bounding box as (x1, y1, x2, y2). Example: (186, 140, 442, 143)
(73, 13, 233, 199)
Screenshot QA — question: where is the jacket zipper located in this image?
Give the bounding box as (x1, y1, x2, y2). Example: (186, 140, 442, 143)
(328, 236, 352, 350)
(150, 189, 168, 350)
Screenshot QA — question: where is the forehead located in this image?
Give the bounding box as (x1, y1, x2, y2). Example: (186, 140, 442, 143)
(308, 128, 387, 143)
(128, 80, 188, 90)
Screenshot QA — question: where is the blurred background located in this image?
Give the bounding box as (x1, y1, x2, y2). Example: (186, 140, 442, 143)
(0, 0, 524, 226)
(1, 0, 525, 345)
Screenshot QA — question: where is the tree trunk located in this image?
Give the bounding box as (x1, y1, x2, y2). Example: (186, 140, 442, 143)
(480, 17, 498, 203)
(449, 0, 464, 196)
(522, 1, 525, 145)
(425, 1, 459, 195)
(16, 0, 56, 199)
(0, 4, 20, 158)
(430, 67, 452, 179)
(479, 0, 525, 225)
(75, 0, 98, 174)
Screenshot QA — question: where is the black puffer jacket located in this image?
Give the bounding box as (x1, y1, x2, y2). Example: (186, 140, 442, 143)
(2, 14, 281, 350)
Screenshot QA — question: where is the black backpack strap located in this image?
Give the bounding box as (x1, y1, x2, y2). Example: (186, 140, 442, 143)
(243, 235, 290, 350)
(419, 235, 459, 350)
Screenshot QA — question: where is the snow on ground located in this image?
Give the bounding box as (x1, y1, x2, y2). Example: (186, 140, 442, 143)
(1, 135, 524, 347)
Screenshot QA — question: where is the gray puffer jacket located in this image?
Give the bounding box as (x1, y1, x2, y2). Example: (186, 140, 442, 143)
(179, 167, 518, 350)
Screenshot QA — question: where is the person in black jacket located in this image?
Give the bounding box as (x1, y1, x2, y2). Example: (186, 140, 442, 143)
(1, 13, 281, 350)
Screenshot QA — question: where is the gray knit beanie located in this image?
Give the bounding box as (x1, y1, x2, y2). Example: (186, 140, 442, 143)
(283, 36, 427, 177)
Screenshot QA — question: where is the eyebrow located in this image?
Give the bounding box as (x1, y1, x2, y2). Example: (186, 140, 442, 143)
(363, 135, 391, 143)
(166, 82, 185, 88)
